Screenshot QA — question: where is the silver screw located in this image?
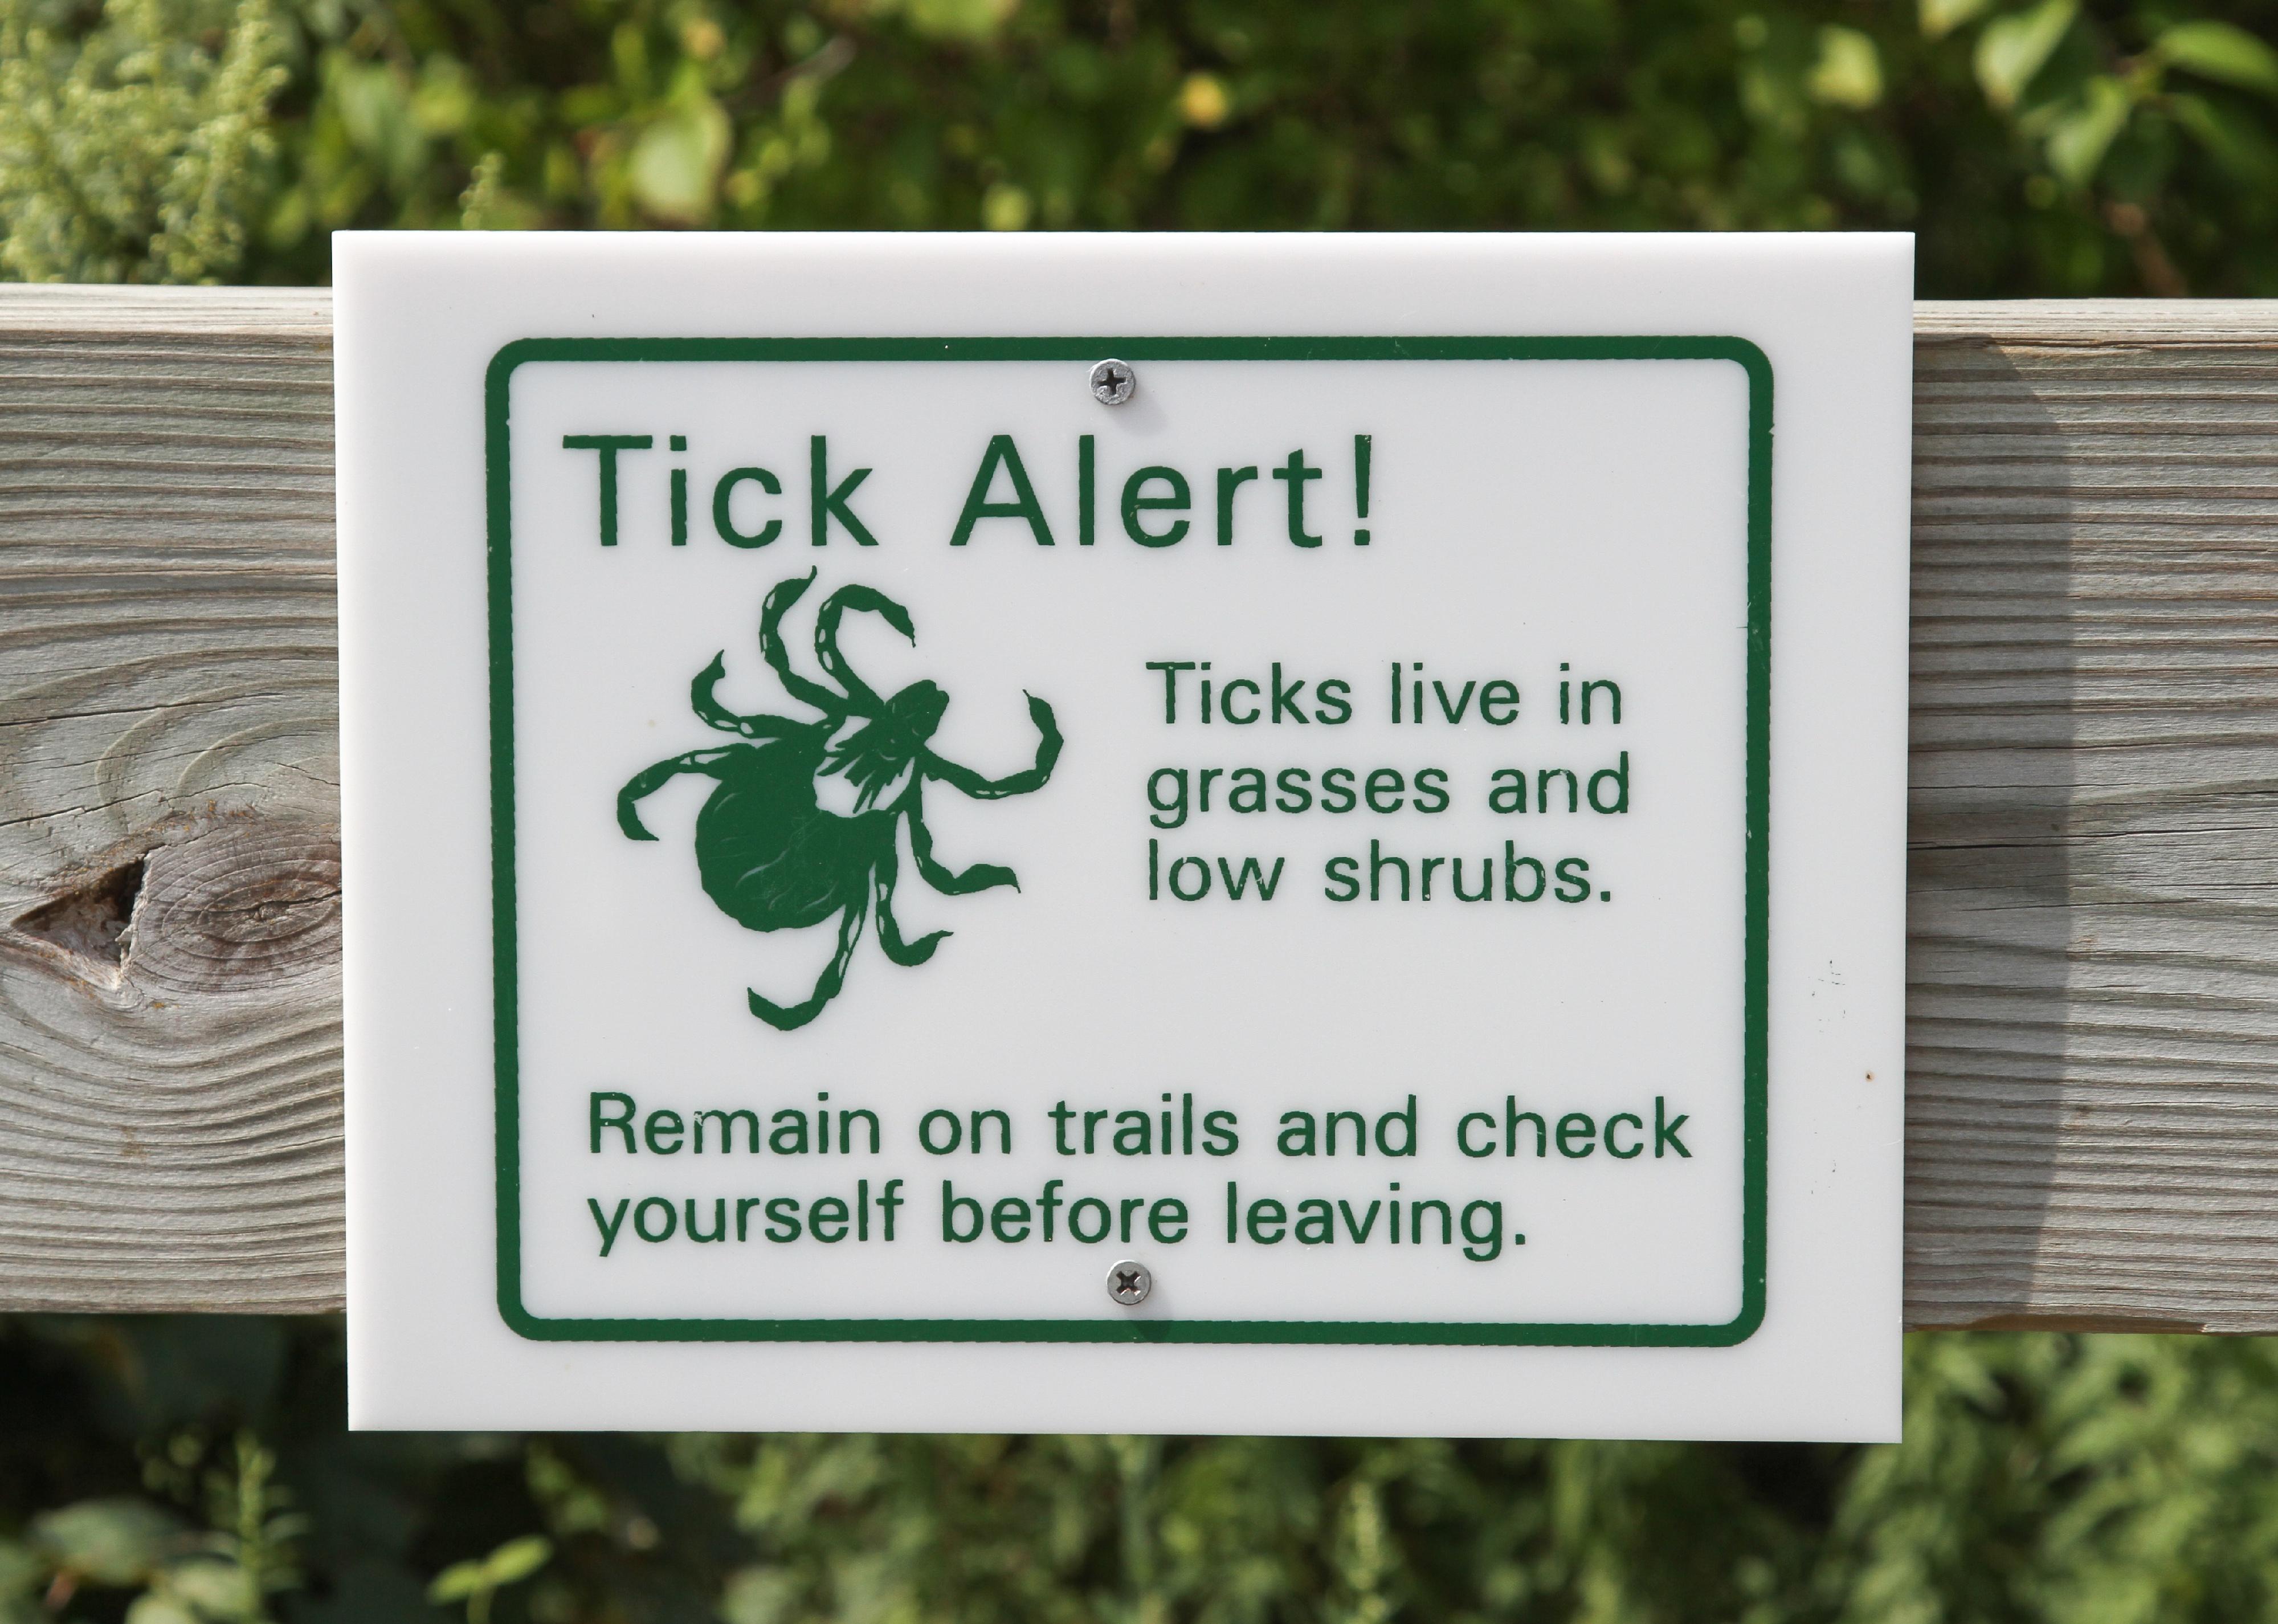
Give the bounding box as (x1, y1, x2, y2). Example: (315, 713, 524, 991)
(1107, 1260, 1152, 1305)
(1090, 358, 1137, 406)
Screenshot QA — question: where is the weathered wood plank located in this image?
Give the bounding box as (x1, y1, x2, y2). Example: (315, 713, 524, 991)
(0, 286, 340, 1313)
(1907, 302, 2278, 1333)
(2, 287, 2275, 1328)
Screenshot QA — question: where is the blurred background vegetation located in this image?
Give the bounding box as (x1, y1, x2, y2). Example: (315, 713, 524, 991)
(3, 0, 2278, 289)
(10, 1322, 2278, 1623)
(9, 0, 2278, 1617)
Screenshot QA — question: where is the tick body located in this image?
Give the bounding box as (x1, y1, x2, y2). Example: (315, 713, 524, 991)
(617, 571, 1060, 1030)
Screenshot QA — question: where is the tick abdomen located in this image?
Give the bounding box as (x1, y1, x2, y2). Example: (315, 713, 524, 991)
(692, 743, 878, 931)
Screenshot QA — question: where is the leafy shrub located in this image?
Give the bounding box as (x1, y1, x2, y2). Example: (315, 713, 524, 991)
(4, 0, 2278, 292)
(0, 0, 288, 281)
(9, 1319, 2278, 1624)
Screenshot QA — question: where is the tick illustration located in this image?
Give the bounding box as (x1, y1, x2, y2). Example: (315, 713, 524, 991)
(617, 571, 1061, 1030)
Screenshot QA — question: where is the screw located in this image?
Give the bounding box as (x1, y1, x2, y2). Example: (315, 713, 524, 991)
(1090, 358, 1136, 406)
(1107, 1260, 1152, 1305)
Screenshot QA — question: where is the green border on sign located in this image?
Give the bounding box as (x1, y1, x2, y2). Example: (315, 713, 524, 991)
(485, 336, 1772, 1348)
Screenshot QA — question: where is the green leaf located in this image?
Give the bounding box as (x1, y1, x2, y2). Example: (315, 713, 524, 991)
(326, 55, 425, 184)
(30, 1502, 189, 1589)
(0, 1544, 43, 1601)
(1975, 0, 2079, 108)
(161, 1560, 258, 1618)
(719, 1568, 799, 1624)
(980, 182, 1032, 230)
(1920, 0, 1995, 41)
(122, 1596, 198, 1624)
(426, 1562, 485, 1605)
(424, 1536, 553, 1610)
(477, 1539, 551, 1589)
(2043, 74, 2132, 184)
(627, 99, 729, 225)
(410, 57, 479, 138)
(901, 0, 1020, 43)
(2170, 90, 2278, 178)
(2157, 20, 2278, 97)
(1807, 26, 1884, 108)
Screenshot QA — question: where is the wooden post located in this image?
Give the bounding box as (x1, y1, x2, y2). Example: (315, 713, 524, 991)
(2, 286, 2275, 1328)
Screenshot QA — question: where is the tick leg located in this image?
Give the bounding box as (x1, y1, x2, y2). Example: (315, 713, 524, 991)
(758, 570, 844, 716)
(872, 845, 950, 966)
(921, 694, 1062, 799)
(618, 748, 739, 840)
(748, 896, 868, 1031)
(907, 796, 1017, 896)
(692, 654, 803, 738)
(815, 585, 916, 716)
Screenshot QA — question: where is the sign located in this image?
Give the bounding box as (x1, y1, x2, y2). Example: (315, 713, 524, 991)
(339, 233, 1913, 1439)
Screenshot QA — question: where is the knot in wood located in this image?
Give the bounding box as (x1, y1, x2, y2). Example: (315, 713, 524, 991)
(130, 823, 341, 995)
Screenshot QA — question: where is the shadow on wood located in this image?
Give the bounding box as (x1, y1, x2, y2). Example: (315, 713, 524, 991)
(1905, 337, 2079, 1327)
(1907, 308, 2278, 1332)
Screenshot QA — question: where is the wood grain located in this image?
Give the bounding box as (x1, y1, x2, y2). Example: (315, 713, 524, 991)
(0, 286, 340, 1312)
(1908, 302, 2278, 1332)
(2, 287, 2274, 1327)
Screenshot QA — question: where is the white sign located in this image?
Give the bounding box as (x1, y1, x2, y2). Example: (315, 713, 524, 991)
(338, 232, 1913, 1439)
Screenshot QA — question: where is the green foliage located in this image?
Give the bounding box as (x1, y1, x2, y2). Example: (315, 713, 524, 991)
(2, 0, 2277, 291)
(1922, 0, 2278, 287)
(426, 1537, 549, 1624)
(11, 1319, 2278, 1623)
(0, 0, 289, 281)
(3, 1433, 303, 1624)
